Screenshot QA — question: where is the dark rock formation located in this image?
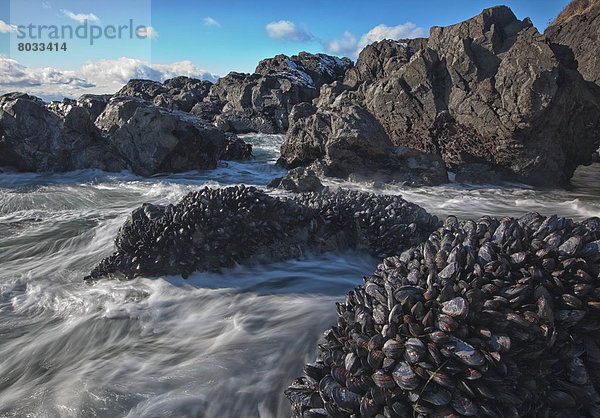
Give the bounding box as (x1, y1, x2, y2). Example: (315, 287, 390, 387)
(94, 97, 227, 176)
(189, 101, 222, 122)
(115, 77, 213, 112)
(286, 213, 600, 417)
(268, 166, 325, 193)
(0, 92, 251, 175)
(255, 52, 353, 91)
(0, 93, 123, 171)
(206, 71, 315, 133)
(343, 40, 414, 88)
(204, 52, 353, 134)
(221, 133, 253, 160)
(281, 6, 600, 186)
(76, 94, 111, 122)
(279, 83, 449, 186)
(85, 186, 440, 280)
(545, 0, 600, 86)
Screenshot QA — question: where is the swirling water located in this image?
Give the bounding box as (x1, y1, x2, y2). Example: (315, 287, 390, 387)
(0, 134, 598, 417)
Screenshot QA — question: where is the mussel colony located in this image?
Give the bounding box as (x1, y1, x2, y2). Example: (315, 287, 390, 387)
(86, 186, 439, 280)
(286, 213, 600, 417)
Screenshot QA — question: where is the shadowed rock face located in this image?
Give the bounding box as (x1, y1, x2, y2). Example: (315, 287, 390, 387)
(204, 52, 353, 134)
(94, 97, 227, 176)
(85, 186, 440, 280)
(545, 0, 600, 87)
(0, 93, 249, 175)
(286, 213, 600, 417)
(279, 83, 449, 186)
(281, 6, 600, 187)
(0, 93, 123, 172)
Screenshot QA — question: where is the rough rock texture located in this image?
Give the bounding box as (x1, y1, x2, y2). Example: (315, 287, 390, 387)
(0, 93, 123, 171)
(115, 77, 213, 112)
(76, 94, 111, 122)
(343, 40, 414, 88)
(286, 213, 600, 417)
(94, 97, 227, 176)
(206, 72, 316, 133)
(204, 52, 353, 134)
(545, 0, 600, 86)
(281, 6, 600, 186)
(221, 133, 253, 160)
(85, 186, 440, 280)
(0, 92, 251, 175)
(255, 52, 353, 91)
(268, 166, 326, 193)
(279, 83, 449, 186)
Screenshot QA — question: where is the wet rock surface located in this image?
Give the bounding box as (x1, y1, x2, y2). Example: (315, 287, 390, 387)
(268, 166, 325, 193)
(286, 213, 600, 417)
(281, 6, 600, 186)
(85, 186, 439, 280)
(220, 133, 253, 161)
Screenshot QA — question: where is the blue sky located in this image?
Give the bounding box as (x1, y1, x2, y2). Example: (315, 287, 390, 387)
(0, 0, 572, 99)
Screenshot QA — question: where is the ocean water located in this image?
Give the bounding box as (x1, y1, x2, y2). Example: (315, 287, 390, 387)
(0, 134, 599, 417)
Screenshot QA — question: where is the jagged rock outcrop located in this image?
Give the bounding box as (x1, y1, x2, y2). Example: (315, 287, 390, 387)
(204, 52, 353, 134)
(0, 93, 124, 171)
(115, 76, 213, 112)
(256, 52, 352, 90)
(343, 40, 414, 88)
(85, 186, 440, 280)
(76, 94, 111, 122)
(545, 0, 600, 86)
(268, 166, 326, 193)
(221, 133, 253, 160)
(279, 83, 449, 186)
(94, 97, 227, 176)
(0, 92, 249, 175)
(281, 6, 600, 186)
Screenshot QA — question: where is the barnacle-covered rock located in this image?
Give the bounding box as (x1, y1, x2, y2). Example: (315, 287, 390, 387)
(286, 213, 600, 417)
(86, 187, 439, 280)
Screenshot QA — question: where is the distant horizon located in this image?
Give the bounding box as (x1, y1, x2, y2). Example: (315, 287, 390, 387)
(0, 0, 572, 101)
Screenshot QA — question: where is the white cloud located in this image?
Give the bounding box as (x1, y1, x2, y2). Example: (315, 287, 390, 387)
(0, 55, 219, 101)
(360, 23, 425, 47)
(324, 31, 358, 56)
(136, 26, 159, 39)
(0, 19, 18, 33)
(324, 22, 426, 59)
(202, 17, 221, 27)
(61, 9, 100, 23)
(265, 20, 312, 42)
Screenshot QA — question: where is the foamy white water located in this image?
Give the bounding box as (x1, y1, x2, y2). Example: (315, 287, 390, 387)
(0, 134, 599, 416)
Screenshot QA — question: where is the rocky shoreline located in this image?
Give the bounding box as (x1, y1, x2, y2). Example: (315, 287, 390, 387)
(2, 2, 600, 416)
(2, 6, 599, 187)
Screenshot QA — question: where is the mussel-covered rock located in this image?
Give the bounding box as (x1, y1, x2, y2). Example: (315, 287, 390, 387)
(286, 212, 600, 417)
(86, 187, 439, 280)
